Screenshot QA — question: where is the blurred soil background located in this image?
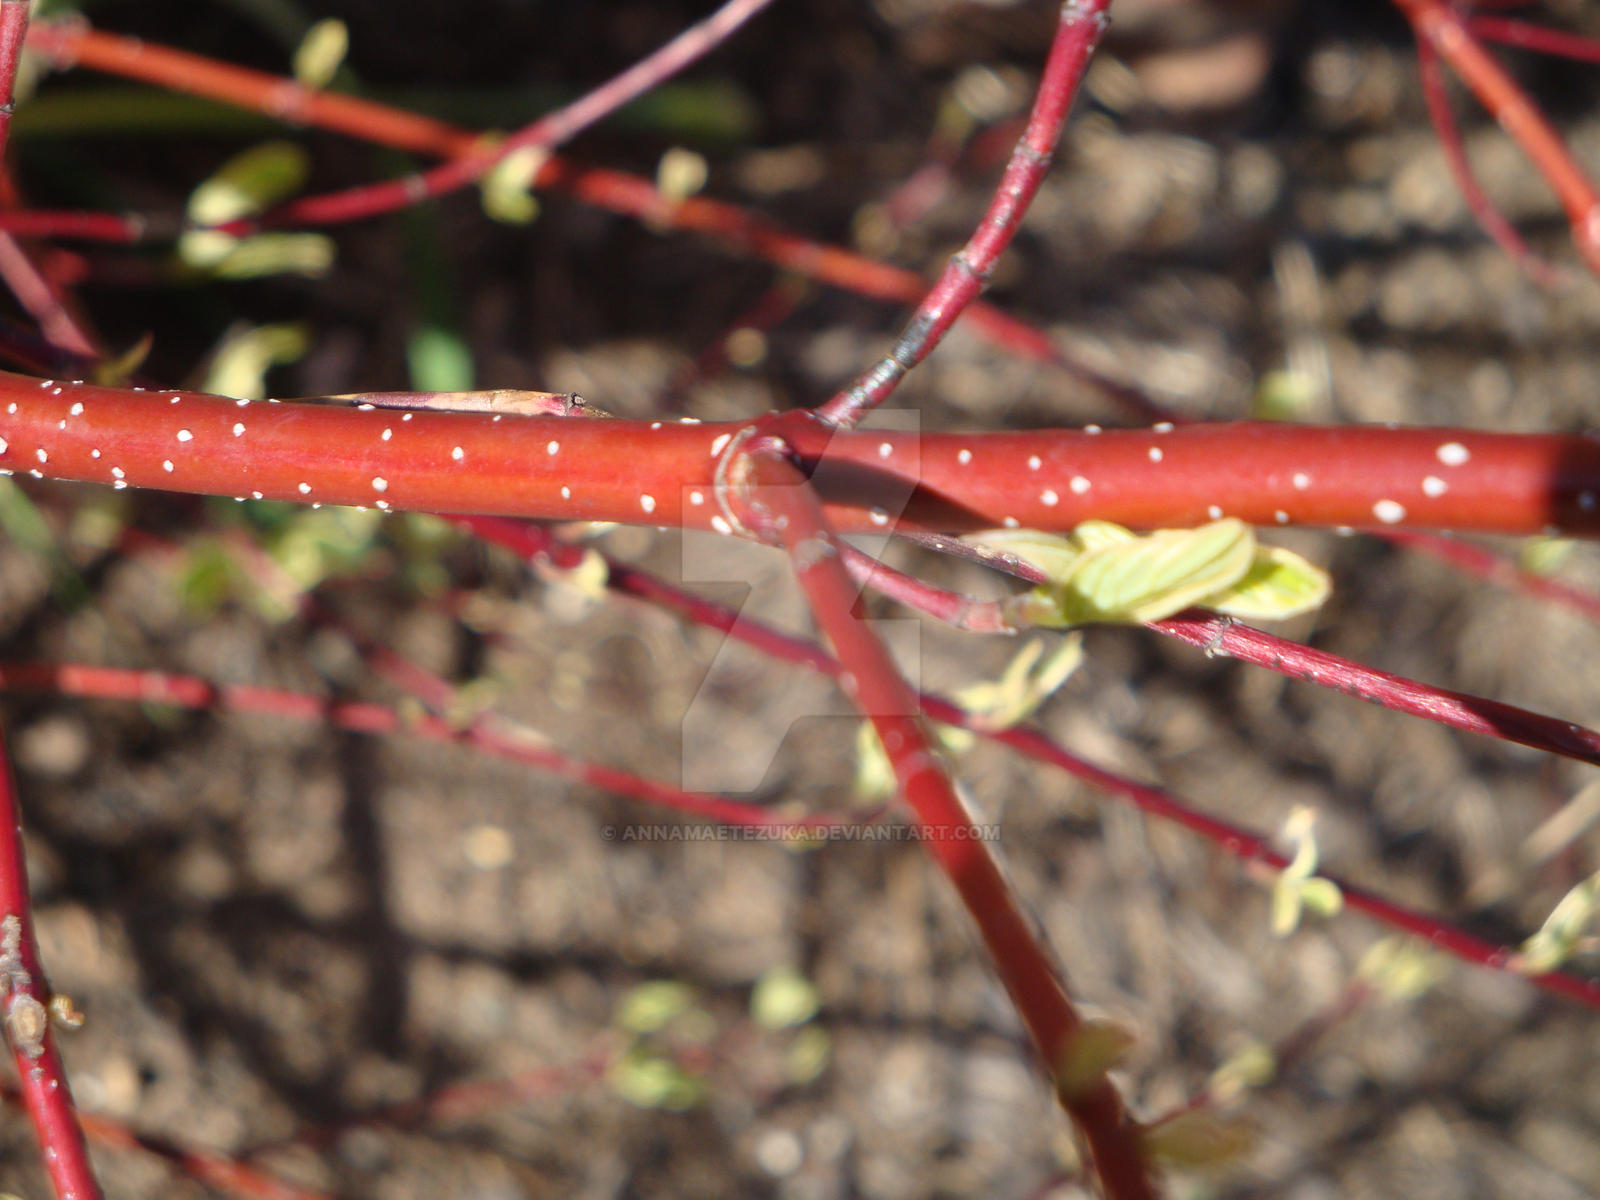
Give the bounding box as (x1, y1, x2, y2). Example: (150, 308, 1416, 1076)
(1, 0, 1600, 1196)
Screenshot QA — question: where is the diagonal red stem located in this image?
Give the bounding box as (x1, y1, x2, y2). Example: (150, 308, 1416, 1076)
(724, 447, 1157, 1199)
(816, 0, 1111, 427)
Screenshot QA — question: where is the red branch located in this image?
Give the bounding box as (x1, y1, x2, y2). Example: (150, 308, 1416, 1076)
(727, 448, 1155, 1199)
(261, 0, 779, 229)
(5, 376, 1600, 534)
(0, 725, 103, 1200)
(0, 0, 28, 166)
(1393, 0, 1600, 273)
(464, 516, 1600, 1014)
(0, 662, 835, 833)
(817, 0, 1110, 426)
(18, 22, 1146, 413)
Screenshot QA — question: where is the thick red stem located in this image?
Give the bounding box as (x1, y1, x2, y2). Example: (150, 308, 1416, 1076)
(5, 377, 1600, 535)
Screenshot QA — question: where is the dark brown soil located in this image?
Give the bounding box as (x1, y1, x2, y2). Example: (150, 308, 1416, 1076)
(2, 1, 1600, 1197)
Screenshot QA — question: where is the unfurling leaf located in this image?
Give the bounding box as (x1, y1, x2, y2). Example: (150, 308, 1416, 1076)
(968, 519, 1329, 628)
(616, 980, 697, 1034)
(951, 634, 1083, 731)
(1357, 937, 1446, 1002)
(1270, 806, 1344, 936)
(480, 143, 547, 225)
(1208, 1040, 1276, 1105)
(1514, 868, 1600, 974)
(1143, 1109, 1257, 1168)
(203, 323, 309, 401)
(751, 967, 820, 1031)
(1208, 546, 1331, 621)
(292, 19, 349, 89)
(1053, 1018, 1137, 1102)
(187, 141, 311, 227)
(609, 1045, 705, 1111)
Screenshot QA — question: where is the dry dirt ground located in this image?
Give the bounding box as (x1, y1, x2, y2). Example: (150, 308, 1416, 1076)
(1, 0, 1600, 1197)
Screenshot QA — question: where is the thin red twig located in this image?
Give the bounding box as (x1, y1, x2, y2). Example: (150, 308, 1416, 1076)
(464, 516, 1600, 1013)
(0, 662, 838, 833)
(1468, 14, 1600, 65)
(726, 446, 1156, 1198)
(816, 0, 1111, 427)
(1383, 529, 1600, 625)
(0, 725, 103, 1200)
(1414, 37, 1561, 286)
(258, 0, 778, 229)
(20, 22, 1161, 420)
(1393, 0, 1600, 273)
(0, 1084, 335, 1200)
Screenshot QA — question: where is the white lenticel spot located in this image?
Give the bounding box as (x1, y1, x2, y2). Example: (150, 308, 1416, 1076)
(111, 467, 124, 479)
(1028, 455, 1041, 470)
(640, 494, 657, 513)
(1153, 422, 1174, 433)
(112, 479, 126, 489)
(711, 515, 732, 535)
(560, 486, 571, 499)
(1004, 516, 1020, 528)
(69, 403, 83, 416)
(161, 459, 172, 472)
(233, 423, 245, 436)
(1292, 472, 1310, 490)
(878, 442, 893, 458)
(236, 398, 250, 406)
(689, 490, 704, 506)
(1148, 447, 1164, 462)
(710, 433, 731, 456)
(1084, 424, 1102, 435)
(1070, 476, 1091, 494)
(957, 448, 973, 465)
(176, 429, 193, 442)
(0, 437, 6, 453)
(90, 449, 100, 459)
(298, 482, 311, 494)
(34, 449, 46, 462)
(376, 500, 390, 510)
(401, 413, 413, 421)
(1373, 499, 1406, 524)
(547, 440, 560, 456)
(1275, 510, 1289, 524)
(1421, 476, 1447, 497)
(869, 508, 889, 526)
(1208, 505, 1223, 519)
(1436, 442, 1470, 466)
(1041, 489, 1059, 506)
(372, 477, 388, 492)
(57, 420, 66, 431)
(451, 446, 465, 461)
(251, 490, 263, 499)
(381, 428, 393, 441)
(5, 403, 13, 414)
(51, 387, 62, 395)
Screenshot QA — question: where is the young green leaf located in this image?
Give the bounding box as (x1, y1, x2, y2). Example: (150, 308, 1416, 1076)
(292, 19, 349, 89)
(1206, 546, 1331, 621)
(971, 519, 1330, 628)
